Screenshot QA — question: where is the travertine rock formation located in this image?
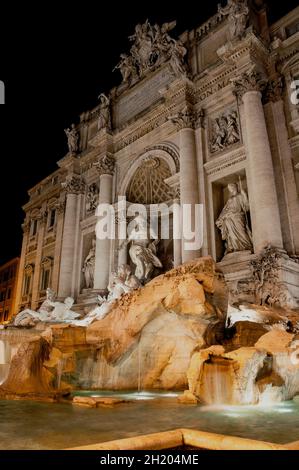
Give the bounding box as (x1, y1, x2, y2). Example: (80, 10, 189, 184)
(0, 258, 228, 398)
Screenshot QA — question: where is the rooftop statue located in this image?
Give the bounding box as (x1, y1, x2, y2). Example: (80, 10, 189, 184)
(218, 0, 249, 39)
(113, 20, 188, 84)
(97, 93, 111, 131)
(64, 123, 79, 154)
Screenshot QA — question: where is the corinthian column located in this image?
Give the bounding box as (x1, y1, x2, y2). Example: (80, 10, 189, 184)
(170, 106, 201, 263)
(93, 155, 115, 291)
(58, 175, 85, 298)
(233, 69, 283, 253)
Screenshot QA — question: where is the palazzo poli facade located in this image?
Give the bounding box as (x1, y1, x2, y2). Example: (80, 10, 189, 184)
(14, 1, 299, 315)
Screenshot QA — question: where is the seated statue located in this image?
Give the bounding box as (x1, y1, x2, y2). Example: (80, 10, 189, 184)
(14, 288, 80, 327)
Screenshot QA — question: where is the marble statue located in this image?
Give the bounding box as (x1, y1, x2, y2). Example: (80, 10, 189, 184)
(82, 239, 96, 289)
(210, 110, 240, 153)
(114, 20, 187, 83)
(97, 93, 111, 130)
(86, 183, 99, 213)
(216, 183, 253, 255)
(113, 53, 137, 84)
(64, 124, 79, 154)
(120, 215, 163, 283)
(218, 0, 249, 39)
(169, 39, 187, 77)
(13, 289, 80, 327)
(73, 264, 141, 326)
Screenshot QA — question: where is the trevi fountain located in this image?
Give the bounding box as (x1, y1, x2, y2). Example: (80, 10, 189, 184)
(1, 0, 299, 451)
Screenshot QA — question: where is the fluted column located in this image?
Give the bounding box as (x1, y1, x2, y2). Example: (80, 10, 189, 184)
(14, 220, 30, 314)
(93, 155, 115, 291)
(31, 211, 47, 309)
(264, 77, 299, 254)
(233, 69, 283, 253)
(58, 175, 85, 298)
(170, 107, 201, 262)
(51, 199, 66, 294)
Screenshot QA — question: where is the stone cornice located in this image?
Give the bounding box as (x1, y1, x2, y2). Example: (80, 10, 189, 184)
(204, 147, 246, 177)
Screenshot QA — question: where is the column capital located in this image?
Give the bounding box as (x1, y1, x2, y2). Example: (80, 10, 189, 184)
(168, 106, 204, 130)
(264, 75, 285, 104)
(94, 154, 116, 176)
(61, 174, 86, 195)
(232, 68, 267, 100)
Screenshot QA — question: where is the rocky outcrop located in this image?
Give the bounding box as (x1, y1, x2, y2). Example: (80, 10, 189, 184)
(185, 327, 299, 405)
(0, 257, 228, 397)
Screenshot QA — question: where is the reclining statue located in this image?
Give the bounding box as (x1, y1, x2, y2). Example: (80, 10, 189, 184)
(72, 264, 141, 327)
(13, 288, 80, 327)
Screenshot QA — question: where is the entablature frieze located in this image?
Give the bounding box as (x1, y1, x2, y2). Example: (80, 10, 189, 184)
(204, 147, 246, 177)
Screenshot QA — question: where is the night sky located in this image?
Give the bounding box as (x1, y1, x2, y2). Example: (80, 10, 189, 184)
(0, 0, 297, 265)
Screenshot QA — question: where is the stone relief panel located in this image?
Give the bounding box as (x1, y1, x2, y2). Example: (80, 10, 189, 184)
(209, 108, 241, 155)
(86, 183, 99, 215)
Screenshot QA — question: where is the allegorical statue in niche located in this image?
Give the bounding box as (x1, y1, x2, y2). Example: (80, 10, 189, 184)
(120, 215, 163, 283)
(216, 183, 253, 256)
(82, 239, 96, 289)
(64, 123, 79, 154)
(97, 93, 111, 131)
(218, 0, 249, 39)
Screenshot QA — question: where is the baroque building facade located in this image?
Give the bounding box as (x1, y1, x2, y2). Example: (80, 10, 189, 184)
(14, 1, 299, 314)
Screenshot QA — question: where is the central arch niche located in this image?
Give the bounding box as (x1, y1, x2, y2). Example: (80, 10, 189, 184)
(126, 157, 174, 205)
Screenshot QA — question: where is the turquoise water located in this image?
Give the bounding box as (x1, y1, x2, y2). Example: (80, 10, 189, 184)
(0, 392, 299, 449)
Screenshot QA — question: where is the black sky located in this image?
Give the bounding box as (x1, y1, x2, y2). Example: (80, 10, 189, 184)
(0, 0, 298, 265)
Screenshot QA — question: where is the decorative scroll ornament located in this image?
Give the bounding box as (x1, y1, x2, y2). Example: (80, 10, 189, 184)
(61, 175, 86, 194)
(54, 200, 66, 215)
(94, 155, 116, 176)
(168, 106, 204, 130)
(113, 20, 188, 85)
(231, 68, 268, 100)
(24, 263, 34, 275)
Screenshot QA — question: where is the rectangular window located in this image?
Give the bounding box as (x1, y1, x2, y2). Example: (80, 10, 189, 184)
(6, 288, 11, 300)
(23, 275, 31, 296)
(31, 219, 38, 236)
(4, 310, 9, 321)
(41, 269, 50, 291)
(48, 209, 56, 229)
(0, 291, 5, 302)
(286, 22, 299, 37)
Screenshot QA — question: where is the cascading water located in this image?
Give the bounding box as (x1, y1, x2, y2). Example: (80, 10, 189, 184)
(200, 357, 235, 405)
(0, 340, 11, 386)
